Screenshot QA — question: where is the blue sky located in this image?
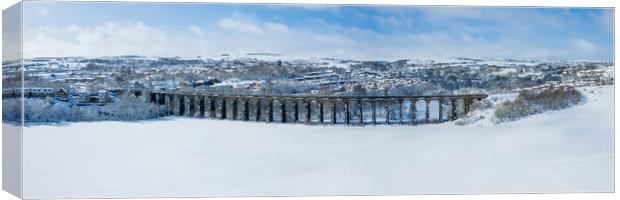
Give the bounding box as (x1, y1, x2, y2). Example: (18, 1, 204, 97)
(21, 1, 614, 60)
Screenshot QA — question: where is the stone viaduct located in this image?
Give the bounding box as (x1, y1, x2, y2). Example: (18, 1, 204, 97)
(146, 91, 488, 126)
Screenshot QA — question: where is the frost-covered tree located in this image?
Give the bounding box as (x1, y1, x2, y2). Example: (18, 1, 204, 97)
(2, 98, 22, 122)
(3, 94, 165, 123)
(494, 87, 584, 123)
(105, 95, 162, 121)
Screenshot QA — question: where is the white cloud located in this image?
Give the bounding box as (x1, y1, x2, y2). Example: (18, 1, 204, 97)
(23, 21, 174, 58)
(311, 34, 353, 45)
(217, 18, 263, 34)
(189, 25, 204, 35)
(22, 17, 605, 61)
(373, 15, 413, 28)
(421, 8, 566, 33)
(573, 38, 597, 52)
(264, 22, 289, 32)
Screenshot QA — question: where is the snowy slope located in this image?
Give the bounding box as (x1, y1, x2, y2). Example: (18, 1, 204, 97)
(458, 86, 607, 126)
(18, 86, 613, 198)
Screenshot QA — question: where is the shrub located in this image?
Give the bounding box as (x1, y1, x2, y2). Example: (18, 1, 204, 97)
(494, 86, 584, 122)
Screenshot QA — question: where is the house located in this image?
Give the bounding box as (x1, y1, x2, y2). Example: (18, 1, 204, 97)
(55, 88, 69, 97)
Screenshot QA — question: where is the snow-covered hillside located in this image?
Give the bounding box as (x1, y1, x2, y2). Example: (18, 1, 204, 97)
(458, 86, 607, 126)
(18, 86, 613, 199)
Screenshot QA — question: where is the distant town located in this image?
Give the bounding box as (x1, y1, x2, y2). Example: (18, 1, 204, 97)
(2, 54, 614, 106)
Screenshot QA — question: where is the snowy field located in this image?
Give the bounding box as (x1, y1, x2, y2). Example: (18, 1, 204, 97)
(16, 86, 614, 199)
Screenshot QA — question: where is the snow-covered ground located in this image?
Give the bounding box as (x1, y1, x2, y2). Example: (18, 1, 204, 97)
(17, 86, 613, 199)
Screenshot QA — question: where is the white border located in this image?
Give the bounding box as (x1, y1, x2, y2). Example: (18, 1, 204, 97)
(1, 1, 617, 200)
